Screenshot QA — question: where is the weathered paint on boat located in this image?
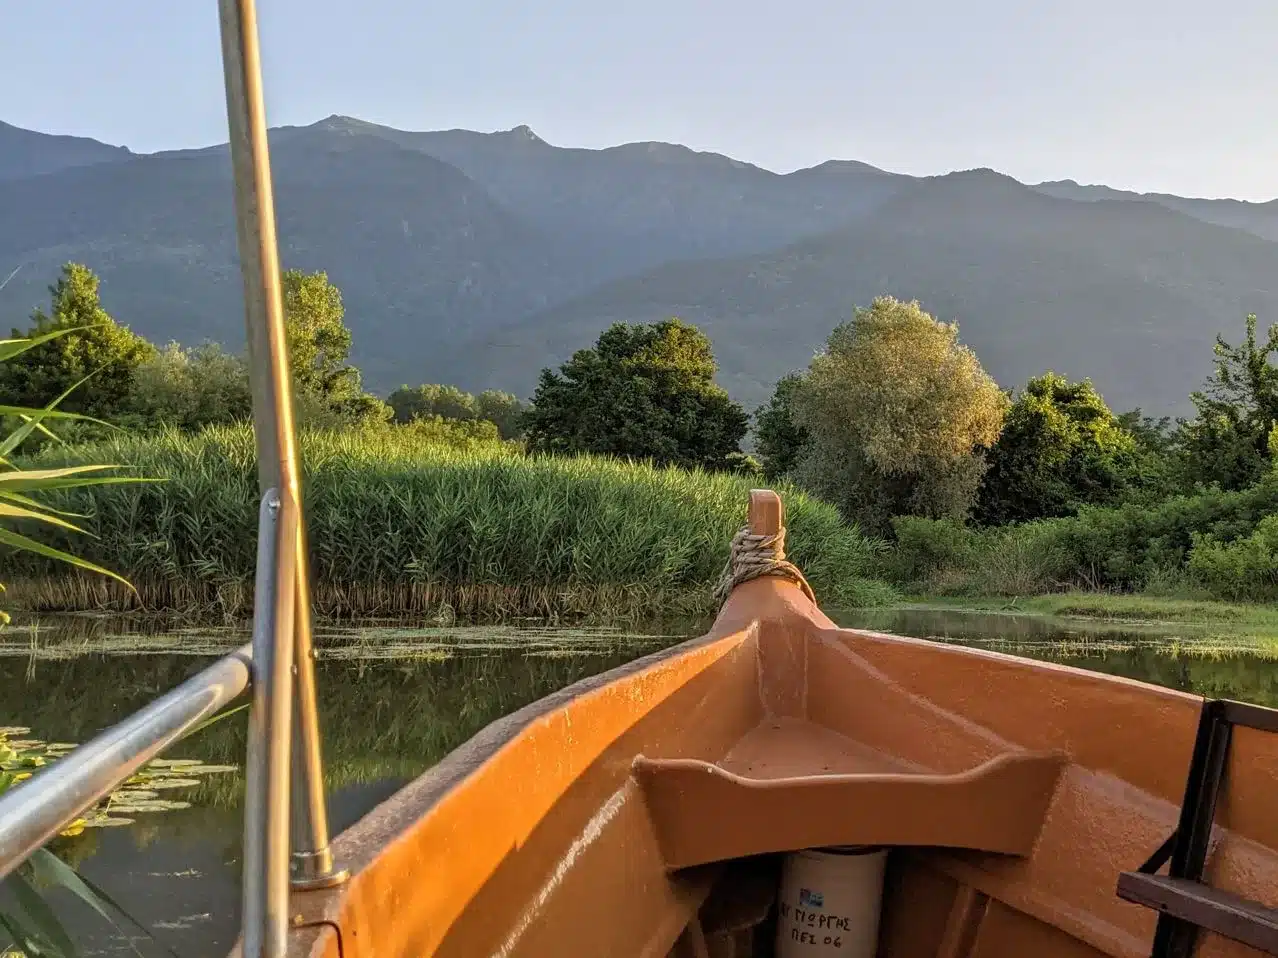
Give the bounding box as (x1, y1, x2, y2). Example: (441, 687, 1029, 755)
(260, 491, 1278, 958)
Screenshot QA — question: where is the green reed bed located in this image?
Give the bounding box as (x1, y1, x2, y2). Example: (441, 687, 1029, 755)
(4, 424, 892, 618)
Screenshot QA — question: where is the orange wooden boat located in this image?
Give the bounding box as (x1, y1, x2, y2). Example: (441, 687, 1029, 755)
(275, 490, 1278, 958)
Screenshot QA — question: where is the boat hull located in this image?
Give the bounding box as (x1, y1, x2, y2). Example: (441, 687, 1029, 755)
(272, 579, 1278, 958)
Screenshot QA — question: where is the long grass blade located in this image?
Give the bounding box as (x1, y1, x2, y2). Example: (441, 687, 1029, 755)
(0, 502, 85, 534)
(5, 869, 77, 957)
(0, 529, 134, 590)
(0, 370, 108, 459)
(28, 850, 166, 958)
(0, 327, 90, 364)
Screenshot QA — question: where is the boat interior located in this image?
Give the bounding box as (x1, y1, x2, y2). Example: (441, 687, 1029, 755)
(278, 492, 1278, 958)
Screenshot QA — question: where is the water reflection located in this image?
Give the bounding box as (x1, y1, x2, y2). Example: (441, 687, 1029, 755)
(0, 618, 681, 956)
(3, 608, 1277, 955)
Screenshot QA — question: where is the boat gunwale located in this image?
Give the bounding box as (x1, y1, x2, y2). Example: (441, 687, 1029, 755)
(281, 604, 764, 956)
(328, 624, 746, 866)
(826, 624, 1209, 705)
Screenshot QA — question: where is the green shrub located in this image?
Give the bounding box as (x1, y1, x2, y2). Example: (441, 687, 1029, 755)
(886, 517, 1067, 596)
(888, 517, 976, 583)
(886, 473, 1278, 599)
(1188, 515, 1278, 601)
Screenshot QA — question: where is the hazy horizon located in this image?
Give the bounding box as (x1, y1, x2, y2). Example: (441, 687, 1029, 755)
(4, 0, 1276, 201)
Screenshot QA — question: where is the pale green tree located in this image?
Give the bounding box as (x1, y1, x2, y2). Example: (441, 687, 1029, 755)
(790, 297, 1008, 533)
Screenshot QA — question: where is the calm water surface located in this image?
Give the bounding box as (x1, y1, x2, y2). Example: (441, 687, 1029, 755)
(4, 607, 1277, 956)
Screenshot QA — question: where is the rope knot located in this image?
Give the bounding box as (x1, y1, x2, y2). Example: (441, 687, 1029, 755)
(713, 522, 816, 606)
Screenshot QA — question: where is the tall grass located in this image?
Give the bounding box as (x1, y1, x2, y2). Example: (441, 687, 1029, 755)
(5, 425, 892, 618)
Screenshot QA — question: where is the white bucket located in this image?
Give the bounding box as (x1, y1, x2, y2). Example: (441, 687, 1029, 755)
(775, 846, 888, 957)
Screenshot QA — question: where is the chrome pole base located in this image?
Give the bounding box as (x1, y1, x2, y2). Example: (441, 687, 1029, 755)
(289, 849, 350, 891)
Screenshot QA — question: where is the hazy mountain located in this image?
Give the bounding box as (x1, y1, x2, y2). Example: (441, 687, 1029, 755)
(1033, 179, 1278, 242)
(0, 121, 133, 181)
(0, 127, 582, 387)
(306, 115, 909, 281)
(2, 116, 1277, 411)
(453, 170, 1278, 415)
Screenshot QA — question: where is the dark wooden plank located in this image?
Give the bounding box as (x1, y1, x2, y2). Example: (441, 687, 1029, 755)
(1221, 700, 1278, 734)
(1118, 872, 1278, 955)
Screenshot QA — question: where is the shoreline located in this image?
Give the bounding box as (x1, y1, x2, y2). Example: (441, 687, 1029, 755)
(893, 591, 1278, 630)
(8, 580, 1276, 635)
(0, 575, 726, 627)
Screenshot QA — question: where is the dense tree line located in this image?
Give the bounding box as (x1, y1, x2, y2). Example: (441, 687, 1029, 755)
(388, 383, 527, 440)
(0, 264, 389, 437)
(754, 296, 1278, 539)
(9, 262, 1278, 545)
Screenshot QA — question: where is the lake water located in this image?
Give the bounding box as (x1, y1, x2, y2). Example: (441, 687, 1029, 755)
(3, 607, 1277, 956)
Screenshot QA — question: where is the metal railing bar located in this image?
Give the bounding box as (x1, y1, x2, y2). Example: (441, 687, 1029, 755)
(0, 645, 252, 882)
(240, 489, 298, 958)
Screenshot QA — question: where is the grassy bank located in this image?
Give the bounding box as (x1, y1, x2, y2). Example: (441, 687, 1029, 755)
(903, 592, 1278, 628)
(5, 424, 894, 619)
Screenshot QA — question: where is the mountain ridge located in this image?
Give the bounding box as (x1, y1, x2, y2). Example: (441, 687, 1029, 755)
(0, 120, 134, 181)
(452, 168, 1278, 415)
(2, 116, 1277, 415)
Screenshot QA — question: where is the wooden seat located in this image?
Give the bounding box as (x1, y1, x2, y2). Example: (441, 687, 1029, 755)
(633, 717, 1066, 870)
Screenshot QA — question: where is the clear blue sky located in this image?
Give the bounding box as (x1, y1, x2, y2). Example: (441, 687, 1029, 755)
(4, 0, 1275, 200)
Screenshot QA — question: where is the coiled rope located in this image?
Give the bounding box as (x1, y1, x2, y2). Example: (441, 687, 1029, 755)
(713, 524, 816, 606)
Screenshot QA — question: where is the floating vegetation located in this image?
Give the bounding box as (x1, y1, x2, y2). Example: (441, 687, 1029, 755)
(836, 604, 1278, 659)
(0, 726, 236, 831)
(0, 620, 687, 663)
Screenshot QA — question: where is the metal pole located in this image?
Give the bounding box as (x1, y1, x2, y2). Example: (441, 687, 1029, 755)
(0, 648, 252, 883)
(289, 525, 348, 889)
(241, 491, 297, 958)
(216, 0, 344, 894)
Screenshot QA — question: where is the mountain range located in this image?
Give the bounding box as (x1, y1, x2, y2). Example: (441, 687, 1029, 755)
(3, 115, 1277, 415)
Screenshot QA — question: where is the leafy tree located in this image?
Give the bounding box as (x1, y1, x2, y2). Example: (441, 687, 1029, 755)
(389, 384, 477, 423)
(474, 389, 527, 440)
(1178, 314, 1278, 490)
(125, 341, 253, 431)
(1115, 407, 1180, 500)
(388, 384, 527, 439)
(0, 264, 155, 421)
(754, 373, 810, 480)
(522, 319, 748, 470)
(1117, 408, 1175, 456)
(280, 269, 387, 426)
(975, 372, 1139, 525)
(789, 297, 1007, 534)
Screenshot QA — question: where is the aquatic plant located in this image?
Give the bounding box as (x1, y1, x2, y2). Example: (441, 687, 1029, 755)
(1, 727, 237, 829)
(0, 724, 235, 957)
(0, 329, 150, 625)
(7, 424, 894, 618)
(0, 327, 165, 958)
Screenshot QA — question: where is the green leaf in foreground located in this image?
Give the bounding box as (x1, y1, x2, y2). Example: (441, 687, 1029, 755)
(0, 529, 133, 591)
(27, 850, 167, 958)
(0, 502, 85, 535)
(5, 868, 78, 957)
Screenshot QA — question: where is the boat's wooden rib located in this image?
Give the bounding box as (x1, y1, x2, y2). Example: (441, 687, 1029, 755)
(633, 748, 1066, 868)
(633, 745, 1063, 873)
(265, 490, 1278, 958)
